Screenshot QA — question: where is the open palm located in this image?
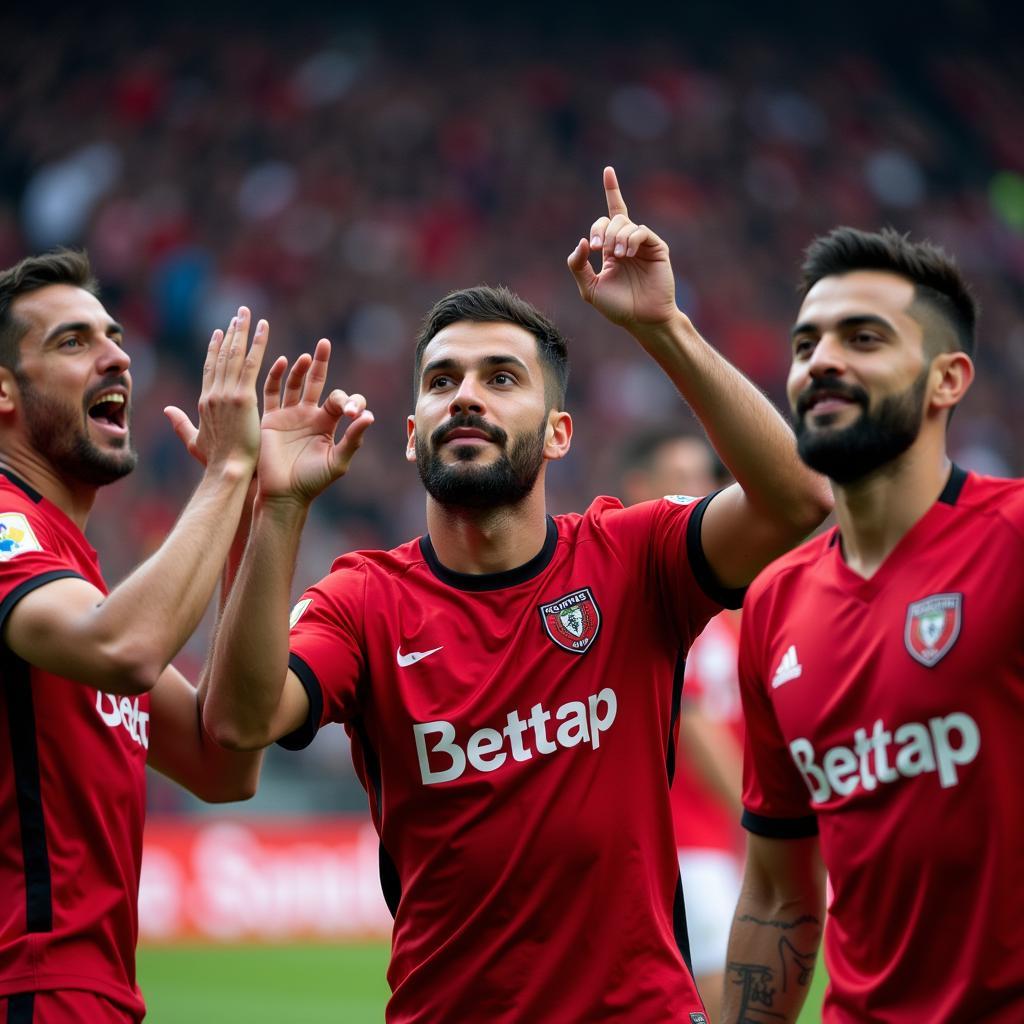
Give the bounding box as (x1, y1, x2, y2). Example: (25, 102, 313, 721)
(258, 339, 374, 506)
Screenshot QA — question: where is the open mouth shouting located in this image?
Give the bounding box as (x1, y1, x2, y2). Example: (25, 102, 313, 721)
(86, 386, 129, 438)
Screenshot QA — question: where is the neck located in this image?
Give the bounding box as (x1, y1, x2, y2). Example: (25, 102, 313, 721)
(0, 445, 97, 531)
(833, 437, 951, 579)
(424, 485, 549, 575)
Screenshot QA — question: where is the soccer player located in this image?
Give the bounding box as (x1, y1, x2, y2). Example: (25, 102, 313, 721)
(204, 167, 832, 1022)
(723, 228, 1023, 1022)
(0, 251, 268, 1023)
(619, 428, 746, 1023)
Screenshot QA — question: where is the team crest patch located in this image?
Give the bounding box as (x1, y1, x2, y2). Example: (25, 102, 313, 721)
(539, 587, 601, 654)
(690, 1015, 709, 1024)
(0, 513, 42, 560)
(905, 592, 962, 667)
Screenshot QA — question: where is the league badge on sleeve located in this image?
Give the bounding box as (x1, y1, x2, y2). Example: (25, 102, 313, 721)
(904, 592, 962, 667)
(0, 513, 42, 560)
(539, 587, 601, 654)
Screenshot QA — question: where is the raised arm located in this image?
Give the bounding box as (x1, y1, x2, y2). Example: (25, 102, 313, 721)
(722, 833, 825, 1023)
(204, 337, 374, 751)
(568, 168, 832, 587)
(3, 309, 266, 694)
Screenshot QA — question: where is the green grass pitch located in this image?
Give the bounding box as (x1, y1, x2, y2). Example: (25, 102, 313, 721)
(138, 942, 827, 1021)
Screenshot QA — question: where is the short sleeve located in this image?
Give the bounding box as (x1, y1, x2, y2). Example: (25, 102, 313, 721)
(0, 506, 86, 630)
(619, 493, 745, 647)
(277, 562, 368, 750)
(737, 591, 818, 838)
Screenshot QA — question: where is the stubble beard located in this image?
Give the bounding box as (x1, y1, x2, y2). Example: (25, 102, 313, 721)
(793, 370, 929, 486)
(415, 413, 547, 511)
(17, 372, 138, 487)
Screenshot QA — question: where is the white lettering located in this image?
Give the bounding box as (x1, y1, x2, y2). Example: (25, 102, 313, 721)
(95, 691, 149, 749)
(414, 721, 465, 784)
(790, 711, 980, 804)
(466, 728, 506, 773)
(415, 688, 620, 785)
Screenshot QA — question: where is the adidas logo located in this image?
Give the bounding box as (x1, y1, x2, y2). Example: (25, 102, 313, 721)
(772, 645, 802, 688)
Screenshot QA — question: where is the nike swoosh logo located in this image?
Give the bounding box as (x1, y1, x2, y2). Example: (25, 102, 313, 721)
(396, 645, 444, 667)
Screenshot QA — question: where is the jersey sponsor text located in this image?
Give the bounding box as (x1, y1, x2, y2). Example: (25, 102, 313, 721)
(96, 691, 150, 749)
(414, 687, 618, 784)
(790, 711, 979, 804)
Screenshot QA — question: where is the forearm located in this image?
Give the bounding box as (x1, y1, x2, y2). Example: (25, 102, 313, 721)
(83, 464, 254, 688)
(722, 838, 825, 1023)
(204, 496, 307, 750)
(632, 313, 831, 531)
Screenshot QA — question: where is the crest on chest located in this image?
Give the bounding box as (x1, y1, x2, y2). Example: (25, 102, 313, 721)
(904, 592, 962, 667)
(538, 587, 601, 654)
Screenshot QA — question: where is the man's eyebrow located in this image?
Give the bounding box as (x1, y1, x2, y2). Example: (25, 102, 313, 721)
(42, 320, 124, 344)
(790, 314, 896, 340)
(421, 353, 530, 377)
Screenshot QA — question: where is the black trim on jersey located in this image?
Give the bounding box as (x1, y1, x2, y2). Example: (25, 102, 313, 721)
(350, 717, 402, 919)
(686, 491, 746, 610)
(7, 992, 35, 1023)
(673, 876, 694, 977)
(420, 516, 558, 592)
(0, 468, 44, 503)
(0, 571, 87, 628)
(665, 654, 685, 786)
(742, 809, 819, 839)
(2, 649, 53, 934)
(276, 653, 324, 751)
(938, 463, 967, 505)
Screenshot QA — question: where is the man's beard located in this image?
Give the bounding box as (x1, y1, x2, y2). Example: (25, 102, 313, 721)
(415, 412, 546, 510)
(793, 371, 928, 485)
(17, 372, 137, 486)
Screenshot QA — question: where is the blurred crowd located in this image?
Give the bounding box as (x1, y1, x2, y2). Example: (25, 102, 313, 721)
(4, 7, 1023, 812)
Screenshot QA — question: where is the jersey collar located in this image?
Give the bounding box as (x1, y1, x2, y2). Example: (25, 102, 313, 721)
(419, 516, 558, 591)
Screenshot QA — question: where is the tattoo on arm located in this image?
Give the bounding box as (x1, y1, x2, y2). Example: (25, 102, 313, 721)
(727, 915, 821, 1023)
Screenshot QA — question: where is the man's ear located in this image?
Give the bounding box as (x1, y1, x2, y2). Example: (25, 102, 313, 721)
(929, 351, 974, 416)
(0, 368, 20, 415)
(406, 415, 417, 463)
(543, 409, 573, 462)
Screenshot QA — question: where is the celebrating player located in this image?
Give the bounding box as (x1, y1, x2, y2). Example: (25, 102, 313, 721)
(618, 428, 746, 1023)
(204, 167, 832, 1021)
(0, 251, 267, 1023)
(723, 228, 1023, 1022)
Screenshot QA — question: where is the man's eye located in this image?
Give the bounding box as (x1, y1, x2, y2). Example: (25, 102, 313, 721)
(60, 336, 83, 349)
(492, 372, 514, 385)
(429, 375, 452, 389)
(793, 338, 814, 356)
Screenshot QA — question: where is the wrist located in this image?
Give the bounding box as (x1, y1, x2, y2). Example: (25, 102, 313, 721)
(254, 491, 311, 526)
(203, 457, 257, 488)
(629, 309, 696, 350)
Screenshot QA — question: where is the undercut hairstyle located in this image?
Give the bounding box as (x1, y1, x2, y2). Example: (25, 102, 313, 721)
(0, 249, 99, 370)
(800, 227, 977, 358)
(413, 285, 570, 409)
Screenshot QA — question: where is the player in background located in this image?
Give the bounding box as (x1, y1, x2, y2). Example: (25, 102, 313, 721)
(0, 251, 269, 1023)
(618, 427, 745, 1023)
(204, 167, 832, 1022)
(722, 228, 1024, 1023)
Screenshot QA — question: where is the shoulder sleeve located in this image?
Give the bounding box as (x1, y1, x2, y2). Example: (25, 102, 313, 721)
(276, 562, 368, 750)
(737, 585, 818, 839)
(0, 506, 87, 632)
(607, 493, 745, 647)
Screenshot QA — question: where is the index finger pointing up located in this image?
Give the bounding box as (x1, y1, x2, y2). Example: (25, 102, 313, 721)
(604, 165, 628, 218)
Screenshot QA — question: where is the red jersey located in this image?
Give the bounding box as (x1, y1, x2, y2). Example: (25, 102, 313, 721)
(739, 467, 1024, 1023)
(285, 494, 741, 1023)
(671, 611, 744, 855)
(0, 471, 147, 1020)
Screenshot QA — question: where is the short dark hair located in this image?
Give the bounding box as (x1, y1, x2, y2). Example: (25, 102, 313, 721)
(0, 249, 99, 370)
(413, 285, 570, 409)
(800, 227, 977, 357)
(617, 426, 726, 485)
